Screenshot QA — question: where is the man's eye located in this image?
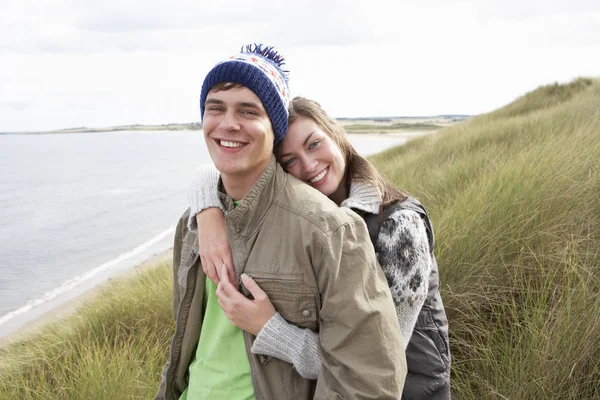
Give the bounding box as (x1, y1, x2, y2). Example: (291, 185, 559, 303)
(241, 110, 257, 116)
(208, 107, 224, 112)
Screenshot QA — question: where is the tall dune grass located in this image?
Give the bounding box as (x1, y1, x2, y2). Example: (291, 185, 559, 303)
(0, 261, 174, 399)
(370, 76, 600, 398)
(1, 78, 599, 399)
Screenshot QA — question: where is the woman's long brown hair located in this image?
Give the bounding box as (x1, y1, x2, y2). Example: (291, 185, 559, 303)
(276, 96, 408, 208)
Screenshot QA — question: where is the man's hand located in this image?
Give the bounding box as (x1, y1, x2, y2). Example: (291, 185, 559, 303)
(196, 208, 236, 285)
(216, 265, 276, 336)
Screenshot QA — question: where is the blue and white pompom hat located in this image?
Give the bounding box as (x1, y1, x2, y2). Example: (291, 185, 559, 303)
(200, 44, 290, 145)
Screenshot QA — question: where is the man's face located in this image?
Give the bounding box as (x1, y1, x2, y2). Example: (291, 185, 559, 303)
(203, 86, 274, 181)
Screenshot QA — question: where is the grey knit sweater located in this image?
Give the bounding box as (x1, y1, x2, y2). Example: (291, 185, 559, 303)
(187, 164, 432, 379)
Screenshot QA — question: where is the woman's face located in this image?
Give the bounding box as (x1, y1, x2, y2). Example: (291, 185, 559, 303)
(279, 116, 346, 199)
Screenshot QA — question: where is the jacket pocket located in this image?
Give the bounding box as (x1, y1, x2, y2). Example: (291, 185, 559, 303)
(251, 276, 318, 331)
(407, 308, 450, 376)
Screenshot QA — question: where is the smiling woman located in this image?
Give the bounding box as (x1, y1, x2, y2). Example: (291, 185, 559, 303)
(278, 115, 347, 204)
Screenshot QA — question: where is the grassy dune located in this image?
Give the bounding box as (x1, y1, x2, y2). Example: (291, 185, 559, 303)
(370, 77, 600, 398)
(1, 78, 599, 399)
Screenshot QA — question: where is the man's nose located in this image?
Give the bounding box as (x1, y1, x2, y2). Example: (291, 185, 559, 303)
(219, 111, 240, 131)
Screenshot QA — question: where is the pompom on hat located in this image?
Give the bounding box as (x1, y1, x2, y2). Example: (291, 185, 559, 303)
(200, 44, 290, 144)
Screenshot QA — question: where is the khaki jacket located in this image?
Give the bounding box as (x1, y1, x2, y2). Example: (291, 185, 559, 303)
(156, 157, 406, 399)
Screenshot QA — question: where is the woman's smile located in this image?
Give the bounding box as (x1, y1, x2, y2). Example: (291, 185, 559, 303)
(280, 116, 346, 198)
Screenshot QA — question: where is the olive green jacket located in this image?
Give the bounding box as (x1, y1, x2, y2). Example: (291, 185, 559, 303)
(156, 157, 406, 399)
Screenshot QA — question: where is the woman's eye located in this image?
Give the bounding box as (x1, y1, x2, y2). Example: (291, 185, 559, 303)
(284, 157, 296, 168)
(308, 140, 320, 150)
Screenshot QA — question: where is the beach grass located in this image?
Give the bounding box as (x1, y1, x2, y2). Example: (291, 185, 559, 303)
(1, 77, 599, 399)
(370, 76, 600, 398)
(0, 261, 174, 399)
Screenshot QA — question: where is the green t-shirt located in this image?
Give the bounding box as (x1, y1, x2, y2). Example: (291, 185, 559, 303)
(180, 200, 254, 400)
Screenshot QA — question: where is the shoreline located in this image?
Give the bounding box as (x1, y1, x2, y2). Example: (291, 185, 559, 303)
(0, 248, 173, 345)
(348, 130, 439, 144)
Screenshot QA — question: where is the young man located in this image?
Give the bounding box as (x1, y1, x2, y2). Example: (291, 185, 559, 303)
(156, 44, 406, 400)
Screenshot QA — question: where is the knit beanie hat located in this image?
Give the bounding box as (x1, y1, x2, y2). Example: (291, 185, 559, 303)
(200, 44, 290, 144)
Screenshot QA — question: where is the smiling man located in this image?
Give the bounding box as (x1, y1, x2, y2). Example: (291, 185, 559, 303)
(156, 44, 407, 400)
(202, 85, 275, 199)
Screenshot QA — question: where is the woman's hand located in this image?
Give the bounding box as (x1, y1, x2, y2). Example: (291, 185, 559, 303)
(196, 208, 236, 285)
(216, 265, 276, 336)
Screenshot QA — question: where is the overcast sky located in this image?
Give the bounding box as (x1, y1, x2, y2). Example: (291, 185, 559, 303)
(1, 0, 598, 132)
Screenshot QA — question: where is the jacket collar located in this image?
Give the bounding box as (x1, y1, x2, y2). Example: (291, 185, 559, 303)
(340, 181, 381, 215)
(218, 156, 286, 238)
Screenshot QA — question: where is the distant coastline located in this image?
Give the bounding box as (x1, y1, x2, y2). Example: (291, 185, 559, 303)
(339, 115, 469, 134)
(0, 123, 203, 135)
(0, 115, 471, 135)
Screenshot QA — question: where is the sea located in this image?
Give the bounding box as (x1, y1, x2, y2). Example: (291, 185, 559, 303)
(0, 130, 415, 338)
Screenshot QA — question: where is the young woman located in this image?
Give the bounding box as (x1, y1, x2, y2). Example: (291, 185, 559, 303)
(188, 97, 451, 399)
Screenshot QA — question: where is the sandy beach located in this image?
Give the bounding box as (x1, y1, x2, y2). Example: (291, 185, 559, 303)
(0, 248, 173, 345)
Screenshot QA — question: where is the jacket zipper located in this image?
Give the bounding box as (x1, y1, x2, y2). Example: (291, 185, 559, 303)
(225, 216, 264, 400)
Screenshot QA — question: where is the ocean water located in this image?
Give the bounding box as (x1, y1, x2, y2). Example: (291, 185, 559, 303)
(0, 130, 413, 337)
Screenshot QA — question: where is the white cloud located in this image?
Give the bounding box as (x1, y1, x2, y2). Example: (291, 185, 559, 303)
(1, 0, 599, 131)
(2, 0, 380, 54)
